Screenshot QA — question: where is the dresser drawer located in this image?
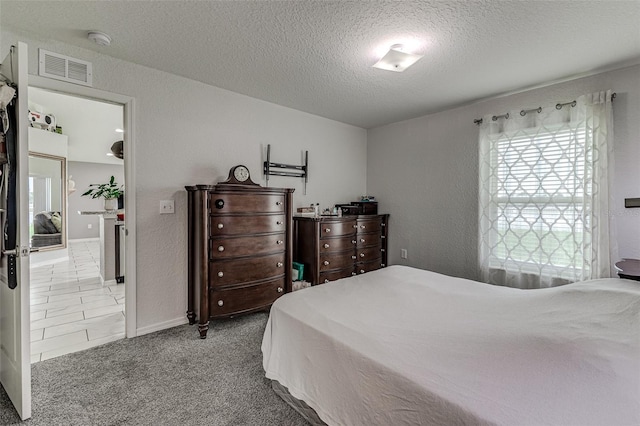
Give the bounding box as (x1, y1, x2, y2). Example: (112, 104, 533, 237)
(209, 277, 285, 317)
(210, 193, 285, 213)
(356, 259, 384, 275)
(319, 220, 357, 239)
(210, 214, 285, 236)
(211, 233, 285, 258)
(319, 267, 355, 284)
(319, 251, 356, 272)
(210, 252, 285, 287)
(355, 246, 383, 263)
(319, 235, 357, 254)
(356, 217, 382, 234)
(355, 233, 381, 249)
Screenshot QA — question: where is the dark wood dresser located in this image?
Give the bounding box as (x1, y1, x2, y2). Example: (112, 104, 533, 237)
(293, 214, 389, 285)
(185, 183, 294, 338)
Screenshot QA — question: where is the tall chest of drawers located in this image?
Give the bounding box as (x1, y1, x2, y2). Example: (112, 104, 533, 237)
(186, 183, 294, 338)
(293, 214, 389, 285)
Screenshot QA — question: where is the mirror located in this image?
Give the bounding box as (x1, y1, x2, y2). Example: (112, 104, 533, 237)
(29, 152, 66, 251)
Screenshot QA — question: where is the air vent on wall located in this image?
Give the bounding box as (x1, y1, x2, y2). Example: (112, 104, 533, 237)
(38, 49, 93, 87)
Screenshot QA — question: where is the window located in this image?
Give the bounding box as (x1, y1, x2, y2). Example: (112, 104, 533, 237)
(491, 126, 589, 272)
(478, 91, 613, 288)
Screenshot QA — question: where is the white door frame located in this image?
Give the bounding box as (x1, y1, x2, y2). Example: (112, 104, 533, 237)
(28, 75, 137, 338)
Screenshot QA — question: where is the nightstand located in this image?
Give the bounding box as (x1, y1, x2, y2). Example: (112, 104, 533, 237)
(614, 259, 640, 281)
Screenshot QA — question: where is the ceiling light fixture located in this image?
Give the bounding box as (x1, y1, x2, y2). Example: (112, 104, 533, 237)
(115, 128, 124, 133)
(373, 44, 423, 72)
(87, 31, 112, 47)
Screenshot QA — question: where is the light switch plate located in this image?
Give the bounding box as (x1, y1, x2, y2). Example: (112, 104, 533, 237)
(160, 200, 175, 214)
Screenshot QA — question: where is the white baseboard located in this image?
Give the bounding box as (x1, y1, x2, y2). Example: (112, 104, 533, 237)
(135, 316, 189, 337)
(100, 277, 117, 286)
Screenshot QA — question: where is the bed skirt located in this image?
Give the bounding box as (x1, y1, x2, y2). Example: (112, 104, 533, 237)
(271, 380, 327, 426)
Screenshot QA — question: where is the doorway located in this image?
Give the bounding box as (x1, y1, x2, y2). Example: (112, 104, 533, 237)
(26, 83, 134, 362)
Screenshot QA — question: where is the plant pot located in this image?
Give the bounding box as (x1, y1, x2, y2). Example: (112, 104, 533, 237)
(104, 198, 118, 211)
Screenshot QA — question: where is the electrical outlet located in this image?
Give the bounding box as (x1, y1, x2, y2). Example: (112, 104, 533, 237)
(88, 223, 92, 229)
(160, 199, 175, 214)
(401, 249, 407, 259)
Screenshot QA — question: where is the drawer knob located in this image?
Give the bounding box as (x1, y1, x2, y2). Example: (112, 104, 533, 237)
(218, 300, 224, 306)
(361, 225, 366, 229)
(217, 223, 224, 229)
(360, 238, 365, 243)
(277, 240, 283, 245)
(381, 223, 386, 227)
(276, 221, 283, 225)
(324, 279, 330, 283)
(352, 240, 357, 244)
(215, 199, 224, 209)
(353, 224, 358, 228)
(324, 228, 331, 233)
(276, 201, 283, 206)
(351, 255, 356, 260)
(323, 260, 330, 266)
(323, 243, 330, 248)
(217, 271, 224, 277)
(381, 235, 386, 239)
(277, 262, 283, 267)
(360, 269, 365, 274)
(360, 253, 365, 257)
(277, 287, 283, 293)
(351, 272, 356, 276)
(381, 248, 385, 252)
(218, 245, 225, 252)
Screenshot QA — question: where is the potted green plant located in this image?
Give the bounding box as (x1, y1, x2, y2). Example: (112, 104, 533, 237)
(81, 175, 124, 211)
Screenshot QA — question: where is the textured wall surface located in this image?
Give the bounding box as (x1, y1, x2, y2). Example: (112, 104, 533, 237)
(368, 64, 640, 281)
(2, 29, 367, 333)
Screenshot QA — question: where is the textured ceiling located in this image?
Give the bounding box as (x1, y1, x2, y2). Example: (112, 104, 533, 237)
(2, 1, 640, 129)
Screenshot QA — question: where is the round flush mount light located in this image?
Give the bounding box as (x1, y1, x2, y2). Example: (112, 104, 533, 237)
(87, 31, 111, 46)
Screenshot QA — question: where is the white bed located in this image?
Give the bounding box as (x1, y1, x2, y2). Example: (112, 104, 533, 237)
(262, 265, 640, 425)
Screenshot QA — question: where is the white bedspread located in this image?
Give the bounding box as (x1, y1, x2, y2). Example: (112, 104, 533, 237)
(262, 265, 640, 426)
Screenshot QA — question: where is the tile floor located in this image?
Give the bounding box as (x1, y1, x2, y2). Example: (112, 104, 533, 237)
(30, 239, 125, 363)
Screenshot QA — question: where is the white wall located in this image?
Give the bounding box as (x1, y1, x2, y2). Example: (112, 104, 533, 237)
(68, 161, 125, 239)
(2, 29, 367, 333)
(368, 64, 640, 281)
(28, 127, 68, 158)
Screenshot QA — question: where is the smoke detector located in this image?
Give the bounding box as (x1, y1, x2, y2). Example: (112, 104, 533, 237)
(87, 31, 111, 46)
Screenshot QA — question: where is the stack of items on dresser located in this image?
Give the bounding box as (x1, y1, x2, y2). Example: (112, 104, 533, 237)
(296, 196, 378, 218)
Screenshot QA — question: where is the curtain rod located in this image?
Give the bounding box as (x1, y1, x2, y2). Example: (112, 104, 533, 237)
(473, 92, 617, 125)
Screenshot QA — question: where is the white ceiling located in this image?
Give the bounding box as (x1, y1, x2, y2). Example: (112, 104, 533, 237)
(3, 1, 640, 129)
(29, 87, 124, 165)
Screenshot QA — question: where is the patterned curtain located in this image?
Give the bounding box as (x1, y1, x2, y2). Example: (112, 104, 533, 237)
(478, 90, 614, 288)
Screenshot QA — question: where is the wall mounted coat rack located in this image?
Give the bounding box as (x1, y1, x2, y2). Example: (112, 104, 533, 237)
(263, 144, 309, 194)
